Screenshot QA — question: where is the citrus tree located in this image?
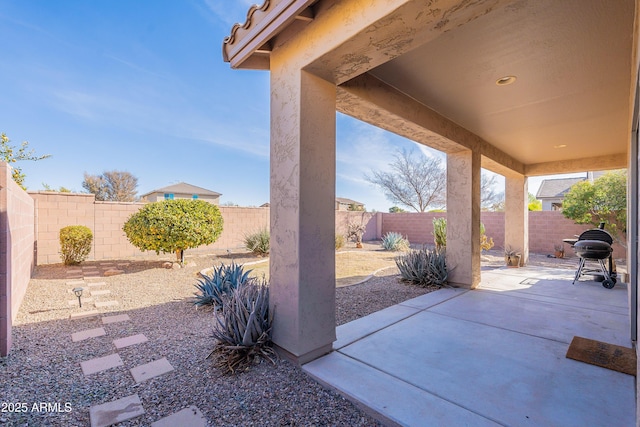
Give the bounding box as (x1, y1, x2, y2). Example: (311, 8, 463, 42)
(123, 199, 224, 264)
(562, 170, 627, 246)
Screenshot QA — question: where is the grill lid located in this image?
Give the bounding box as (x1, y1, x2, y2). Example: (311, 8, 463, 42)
(574, 239, 612, 259)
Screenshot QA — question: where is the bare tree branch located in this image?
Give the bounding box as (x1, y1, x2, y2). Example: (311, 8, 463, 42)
(365, 148, 446, 212)
(82, 170, 138, 201)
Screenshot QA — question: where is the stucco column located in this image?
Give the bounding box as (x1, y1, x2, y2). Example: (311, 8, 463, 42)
(505, 175, 529, 266)
(446, 150, 481, 288)
(269, 68, 336, 364)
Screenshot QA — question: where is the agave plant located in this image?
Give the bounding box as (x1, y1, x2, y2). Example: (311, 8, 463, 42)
(244, 228, 270, 256)
(395, 247, 448, 287)
(381, 232, 410, 251)
(208, 280, 275, 374)
(193, 262, 253, 307)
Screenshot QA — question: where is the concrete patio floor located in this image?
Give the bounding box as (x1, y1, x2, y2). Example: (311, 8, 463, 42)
(303, 267, 636, 426)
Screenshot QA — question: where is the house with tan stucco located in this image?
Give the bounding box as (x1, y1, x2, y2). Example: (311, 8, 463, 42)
(222, 0, 640, 424)
(139, 182, 221, 204)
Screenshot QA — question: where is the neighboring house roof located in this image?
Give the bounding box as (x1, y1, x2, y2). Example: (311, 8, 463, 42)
(260, 202, 270, 207)
(140, 182, 221, 198)
(336, 197, 364, 206)
(536, 177, 585, 199)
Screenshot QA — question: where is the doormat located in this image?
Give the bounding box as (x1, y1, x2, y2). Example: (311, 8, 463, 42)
(566, 336, 636, 376)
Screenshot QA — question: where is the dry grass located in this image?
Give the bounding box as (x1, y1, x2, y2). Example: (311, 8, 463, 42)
(246, 249, 403, 287)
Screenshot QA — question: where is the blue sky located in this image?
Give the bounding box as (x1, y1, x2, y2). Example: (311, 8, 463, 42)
(0, 1, 580, 210)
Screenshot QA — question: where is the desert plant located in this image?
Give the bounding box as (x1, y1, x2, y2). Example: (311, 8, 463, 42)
(244, 228, 270, 256)
(381, 232, 410, 251)
(123, 199, 223, 264)
(335, 234, 345, 250)
(194, 262, 253, 307)
(433, 218, 494, 252)
(480, 223, 495, 251)
(504, 246, 522, 267)
(346, 222, 366, 245)
(59, 225, 93, 265)
(432, 217, 447, 250)
(395, 247, 448, 287)
(208, 280, 275, 374)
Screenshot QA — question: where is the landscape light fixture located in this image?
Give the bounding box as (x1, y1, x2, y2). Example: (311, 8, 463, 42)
(73, 287, 84, 308)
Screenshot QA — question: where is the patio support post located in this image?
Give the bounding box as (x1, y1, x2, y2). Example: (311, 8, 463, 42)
(505, 175, 529, 266)
(269, 67, 336, 364)
(446, 149, 481, 288)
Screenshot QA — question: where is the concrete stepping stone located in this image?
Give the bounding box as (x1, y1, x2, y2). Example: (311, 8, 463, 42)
(66, 280, 85, 286)
(151, 406, 206, 427)
(113, 334, 148, 349)
(89, 394, 144, 427)
(102, 314, 130, 324)
(130, 358, 174, 383)
(71, 327, 105, 342)
(88, 281, 107, 287)
(81, 353, 123, 376)
(104, 269, 125, 277)
(90, 289, 111, 296)
(68, 298, 93, 306)
(70, 310, 100, 320)
(95, 301, 119, 308)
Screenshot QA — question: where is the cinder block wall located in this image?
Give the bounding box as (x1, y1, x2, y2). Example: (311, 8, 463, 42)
(29, 192, 271, 264)
(335, 211, 378, 241)
(26, 192, 627, 264)
(381, 212, 445, 244)
(380, 210, 626, 259)
(1, 163, 34, 355)
(31, 192, 96, 265)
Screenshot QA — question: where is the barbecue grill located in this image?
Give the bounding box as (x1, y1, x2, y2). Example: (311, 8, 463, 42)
(572, 228, 617, 289)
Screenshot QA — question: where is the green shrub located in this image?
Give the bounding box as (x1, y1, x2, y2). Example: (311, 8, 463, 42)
(395, 247, 448, 287)
(335, 234, 345, 250)
(381, 232, 410, 251)
(244, 228, 270, 256)
(208, 280, 275, 374)
(123, 199, 223, 264)
(59, 225, 93, 265)
(194, 262, 253, 308)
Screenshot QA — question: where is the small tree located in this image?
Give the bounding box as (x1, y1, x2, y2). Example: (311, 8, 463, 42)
(83, 170, 138, 201)
(123, 199, 224, 264)
(366, 148, 446, 212)
(1, 133, 51, 189)
(528, 193, 542, 211)
(389, 206, 407, 213)
(562, 170, 627, 246)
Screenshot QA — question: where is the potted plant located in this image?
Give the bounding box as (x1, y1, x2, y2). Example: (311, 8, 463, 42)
(504, 246, 521, 267)
(554, 243, 565, 259)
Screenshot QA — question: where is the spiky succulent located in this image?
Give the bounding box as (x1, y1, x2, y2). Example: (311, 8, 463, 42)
(208, 280, 275, 374)
(381, 232, 410, 251)
(395, 247, 449, 287)
(193, 262, 253, 307)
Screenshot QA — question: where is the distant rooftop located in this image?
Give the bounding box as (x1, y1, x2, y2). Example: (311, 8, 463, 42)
(140, 182, 221, 198)
(336, 197, 364, 206)
(536, 177, 585, 199)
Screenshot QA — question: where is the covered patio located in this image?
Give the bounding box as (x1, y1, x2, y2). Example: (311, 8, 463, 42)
(223, 0, 639, 423)
(306, 267, 634, 426)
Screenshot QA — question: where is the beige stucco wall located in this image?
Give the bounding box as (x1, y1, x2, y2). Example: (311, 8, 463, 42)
(143, 192, 220, 204)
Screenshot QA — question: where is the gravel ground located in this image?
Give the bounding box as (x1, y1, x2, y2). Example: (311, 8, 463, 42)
(0, 247, 608, 426)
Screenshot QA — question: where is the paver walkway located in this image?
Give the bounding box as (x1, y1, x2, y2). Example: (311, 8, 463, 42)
(65, 267, 204, 425)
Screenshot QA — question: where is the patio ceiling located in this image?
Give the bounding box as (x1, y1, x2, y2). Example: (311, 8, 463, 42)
(224, 0, 637, 176)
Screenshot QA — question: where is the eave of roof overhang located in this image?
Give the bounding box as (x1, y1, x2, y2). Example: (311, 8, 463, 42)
(222, 0, 316, 70)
